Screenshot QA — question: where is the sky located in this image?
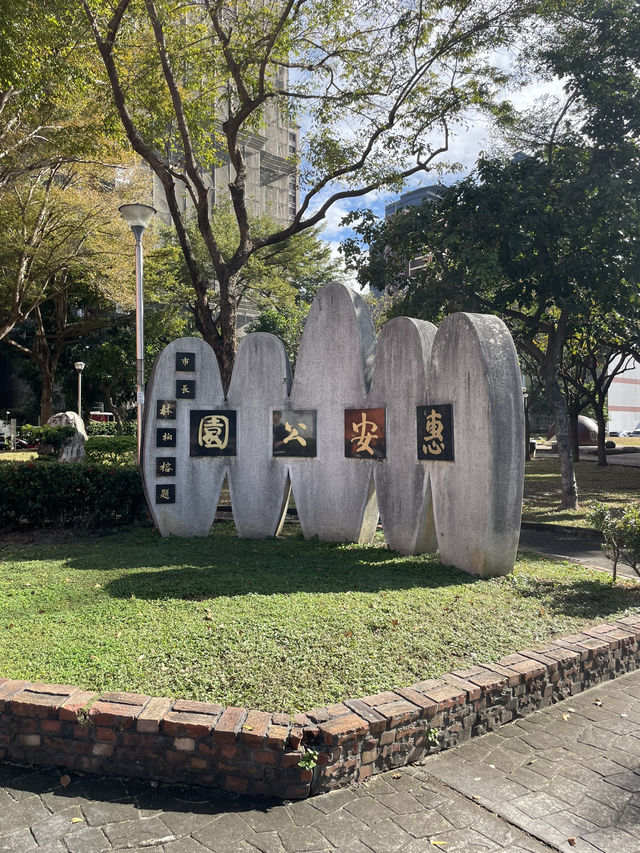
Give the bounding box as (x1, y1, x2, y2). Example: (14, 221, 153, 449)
(305, 68, 567, 282)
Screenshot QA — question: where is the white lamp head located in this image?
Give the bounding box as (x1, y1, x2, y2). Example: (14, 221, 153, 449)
(74, 361, 85, 372)
(118, 203, 156, 229)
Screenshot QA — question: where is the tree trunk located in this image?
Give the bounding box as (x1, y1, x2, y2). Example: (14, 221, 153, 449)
(594, 400, 608, 467)
(542, 369, 579, 510)
(568, 406, 580, 462)
(524, 398, 532, 461)
(40, 366, 55, 424)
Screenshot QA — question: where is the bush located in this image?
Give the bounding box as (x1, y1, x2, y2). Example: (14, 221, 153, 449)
(20, 424, 76, 452)
(589, 503, 640, 580)
(85, 435, 137, 467)
(0, 461, 148, 529)
(86, 420, 137, 436)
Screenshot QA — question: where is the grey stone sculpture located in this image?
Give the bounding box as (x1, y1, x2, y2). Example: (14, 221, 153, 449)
(46, 411, 87, 462)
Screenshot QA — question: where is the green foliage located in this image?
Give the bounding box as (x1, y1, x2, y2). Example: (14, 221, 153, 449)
(589, 502, 640, 580)
(20, 424, 75, 452)
(0, 461, 146, 528)
(84, 436, 137, 467)
(86, 420, 136, 436)
(298, 749, 319, 770)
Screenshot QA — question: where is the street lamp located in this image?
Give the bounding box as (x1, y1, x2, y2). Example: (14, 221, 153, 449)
(119, 203, 156, 465)
(74, 361, 85, 418)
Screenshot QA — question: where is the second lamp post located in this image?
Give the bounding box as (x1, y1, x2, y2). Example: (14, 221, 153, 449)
(118, 203, 156, 465)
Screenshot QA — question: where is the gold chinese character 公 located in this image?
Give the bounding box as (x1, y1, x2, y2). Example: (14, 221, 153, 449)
(181, 356, 191, 367)
(159, 460, 173, 474)
(198, 414, 229, 450)
(423, 408, 445, 455)
(181, 383, 192, 396)
(160, 402, 174, 417)
(351, 412, 377, 455)
(162, 432, 173, 443)
(159, 488, 170, 500)
(283, 421, 307, 446)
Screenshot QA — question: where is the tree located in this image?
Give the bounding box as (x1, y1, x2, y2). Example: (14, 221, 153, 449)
(82, 0, 544, 385)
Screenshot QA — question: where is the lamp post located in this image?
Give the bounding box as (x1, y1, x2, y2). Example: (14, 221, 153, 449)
(118, 203, 156, 465)
(74, 361, 85, 418)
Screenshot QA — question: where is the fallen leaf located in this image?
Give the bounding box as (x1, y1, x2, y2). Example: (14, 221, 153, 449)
(242, 725, 254, 731)
(568, 837, 576, 847)
(391, 773, 401, 779)
(60, 775, 71, 788)
(621, 713, 629, 718)
(70, 817, 84, 824)
(430, 841, 447, 847)
(562, 714, 570, 720)
(594, 700, 603, 707)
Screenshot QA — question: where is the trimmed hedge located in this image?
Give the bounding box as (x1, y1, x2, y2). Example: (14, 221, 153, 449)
(86, 420, 137, 436)
(84, 435, 137, 467)
(0, 461, 148, 528)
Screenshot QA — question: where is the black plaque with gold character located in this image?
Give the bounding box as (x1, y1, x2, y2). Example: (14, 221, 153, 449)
(190, 410, 237, 456)
(175, 352, 195, 371)
(417, 404, 454, 461)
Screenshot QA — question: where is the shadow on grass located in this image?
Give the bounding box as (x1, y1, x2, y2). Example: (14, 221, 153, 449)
(3, 521, 479, 599)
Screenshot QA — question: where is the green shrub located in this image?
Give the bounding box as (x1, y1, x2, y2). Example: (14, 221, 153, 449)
(0, 461, 148, 528)
(85, 435, 137, 467)
(86, 420, 137, 436)
(20, 424, 76, 452)
(589, 503, 640, 580)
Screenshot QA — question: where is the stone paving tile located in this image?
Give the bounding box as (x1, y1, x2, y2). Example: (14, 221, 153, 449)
(310, 808, 368, 847)
(0, 828, 38, 853)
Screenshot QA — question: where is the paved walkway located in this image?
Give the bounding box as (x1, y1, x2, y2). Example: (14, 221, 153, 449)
(2, 669, 640, 852)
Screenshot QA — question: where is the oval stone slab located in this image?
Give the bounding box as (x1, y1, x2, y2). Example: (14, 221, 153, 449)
(429, 313, 524, 576)
(226, 333, 292, 538)
(368, 317, 438, 555)
(143, 337, 226, 537)
(288, 283, 379, 543)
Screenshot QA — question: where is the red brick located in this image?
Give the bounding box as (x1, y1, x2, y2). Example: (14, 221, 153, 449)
(288, 728, 304, 749)
(266, 724, 289, 750)
(375, 700, 420, 727)
(421, 683, 465, 708)
(293, 713, 312, 727)
(89, 701, 143, 727)
(605, 628, 638, 645)
(212, 707, 247, 744)
(59, 691, 98, 722)
(508, 659, 546, 679)
(575, 636, 611, 653)
(11, 691, 64, 718)
(616, 615, 640, 627)
(380, 729, 396, 745)
(225, 775, 249, 794)
(466, 669, 508, 691)
(166, 750, 187, 765)
(360, 691, 400, 708)
(272, 712, 290, 726)
(172, 699, 224, 715)
(190, 757, 208, 770)
(325, 703, 349, 717)
(99, 691, 150, 706)
(518, 650, 558, 672)
(96, 727, 118, 742)
(91, 742, 113, 757)
(137, 697, 172, 734)
(41, 719, 62, 734)
(319, 713, 368, 746)
(238, 710, 271, 747)
(442, 675, 481, 701)
(162, 711, 218, 737)
(253, 749, 278, 765)
(344, 699, 387, 734)
(281, 750, 303, 768)
(0, 680, 30, 710)
(538, 645, 581, 666)
(394, 687, 438, 718)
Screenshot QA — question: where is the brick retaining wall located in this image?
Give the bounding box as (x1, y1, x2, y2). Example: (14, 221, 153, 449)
(2, 614, 640, 799)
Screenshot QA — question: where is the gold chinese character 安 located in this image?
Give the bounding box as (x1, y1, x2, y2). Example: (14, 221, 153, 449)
(160, 402, 175, 418)
(159, 460, 173, 474)
(198, 414, 229, 450)
(160, 488, 170, 501)
(283, 421, 307, 446)
(351, 412, 377, 455)
(423, 408, 445, 455)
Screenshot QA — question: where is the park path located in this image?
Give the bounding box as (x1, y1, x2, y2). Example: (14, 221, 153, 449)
(1, 668, 640, 852)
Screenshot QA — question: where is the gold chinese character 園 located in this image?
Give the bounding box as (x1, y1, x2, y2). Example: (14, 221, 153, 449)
(160, 488, 170, 501)
(159, 460, 173, 474)
(198, 414, 229, 450)
(423, 408, 445, 456)
(283, 421, 307, 446)
(160, 402, 175, 417)
(351, 412, 377, 455)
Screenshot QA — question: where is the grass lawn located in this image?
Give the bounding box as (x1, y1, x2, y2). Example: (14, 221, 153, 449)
(1, 523, 639, 714)
(522, 455, 639, 529)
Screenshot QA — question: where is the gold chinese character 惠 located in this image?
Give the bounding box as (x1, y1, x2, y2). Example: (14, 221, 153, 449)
(423, 408, 445, 455)
(351, 412, 377, 455)
(198, 414, 229, 450)
(283, 421, 307, 446)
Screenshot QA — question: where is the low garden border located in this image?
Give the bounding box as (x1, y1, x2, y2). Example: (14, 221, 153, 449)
(2, 614, 640, 800)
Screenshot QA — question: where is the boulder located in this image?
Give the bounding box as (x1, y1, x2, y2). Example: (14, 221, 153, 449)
(46, 411, 87, 462)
